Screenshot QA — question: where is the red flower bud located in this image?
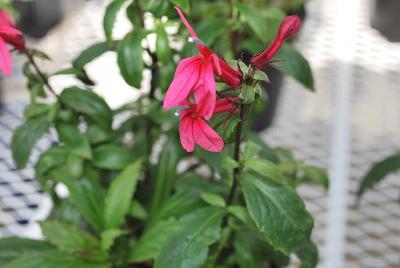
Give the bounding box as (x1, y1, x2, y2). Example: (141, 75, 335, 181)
(251, 15, 301, 70)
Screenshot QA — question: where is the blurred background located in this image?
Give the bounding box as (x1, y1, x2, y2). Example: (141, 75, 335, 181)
(0, 0, 399, 267)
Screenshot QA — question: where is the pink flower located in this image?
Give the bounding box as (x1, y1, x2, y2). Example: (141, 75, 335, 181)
(179, 98, 237, 152)
(0, 9, 25, 76)
(251, 15, 301, 70)
(163, 7, 241, 119)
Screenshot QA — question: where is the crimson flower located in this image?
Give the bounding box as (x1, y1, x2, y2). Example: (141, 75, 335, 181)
(179, 98, 237, 152)
(251, 15, 301, 70)
(0, 9, 25, 76)
(163, 7, 241, 119)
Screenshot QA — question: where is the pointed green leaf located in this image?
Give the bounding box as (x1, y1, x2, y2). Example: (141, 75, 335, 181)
(129, 219, 181, 263)
(155, 207, 225, 268)
(201, 192, 226, 207)
(103, 0, 126, 45)
(300, 166, 329, 189)
(57, 123, 92, 159)
(92, 144, 134, 170)
(11, 115, 50, 168)
(104, 160, 142, 229)
(357, 153, 400, 198)
(100, 229, 126, 253)
(272, 44, 315, 91)
(296, 241, 319, 268)
(240, 173, 314, 254)
(117, 31, 144, 88)
(245, 158, 286, 185)
(4, 251, 107, 268)
(155, 26, 171, 63)
(40, 221, 101, 256)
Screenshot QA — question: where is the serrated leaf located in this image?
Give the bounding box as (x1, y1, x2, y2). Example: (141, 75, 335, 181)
(3, 251, 108, 268)
(59, 87, 112, 130)
(0, 237, 53, 266)
(300, 165, 329, 189)
(100, 229, 126, 253)
(92, 144, 134, 170)
(245, 158, 286, 185)
(201, 192, 226, 207)
(57, 123, 92, 159)
(117, 31, 144, 88)
(40, 221, 101, 256)
(234, 229, 289, 268)
(240, 173, 314, 254)
(104, 160, 142, 229)
(11, 115, 50, 168)
(155, 207, 225, 268)
(227, 206, 255, 227)
(104, 0, 126, 45)
(272, 44, 315, 91)
(296, 241, 319, 268)
(129, 219, 181, 263)
(357, 153, 400, 198)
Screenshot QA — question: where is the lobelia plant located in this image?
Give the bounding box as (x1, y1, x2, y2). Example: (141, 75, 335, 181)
(1, 1, 328, 268)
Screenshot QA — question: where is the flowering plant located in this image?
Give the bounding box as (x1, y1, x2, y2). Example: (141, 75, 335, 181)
(1, 1, 327, 268)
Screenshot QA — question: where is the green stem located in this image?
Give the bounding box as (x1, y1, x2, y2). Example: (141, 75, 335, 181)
(24, 50, 58, 98)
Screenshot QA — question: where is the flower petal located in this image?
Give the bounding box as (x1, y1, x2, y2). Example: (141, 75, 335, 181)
(194, 60, 216, 119)
(163, 56, 202, 110)
(0, 37, 12, 76)
(179, 110, 195, 152)
(0, 10, 15, 27)
(0, 26, 24, 50)
(193, 118, 223, 152)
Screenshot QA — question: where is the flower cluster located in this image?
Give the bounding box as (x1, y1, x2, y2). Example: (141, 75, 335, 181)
(163, 7, 301, 152)
(0, 9, 25, 76)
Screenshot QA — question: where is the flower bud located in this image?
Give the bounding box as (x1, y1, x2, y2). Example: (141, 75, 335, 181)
(251, 15, 301, 70)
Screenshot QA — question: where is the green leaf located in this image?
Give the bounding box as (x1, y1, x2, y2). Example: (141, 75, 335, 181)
(50, 166, 105, 231)
(234, 229, 289, 268)
(59, 87, 112, 130)
(296, 241, 319, 268)
(357, 153, 400, 198)
(240, 173, 314, 254)
(239, 84, 256, 104)
(156, 25, 171, 63)
(100, 229, 126, 253)
(87, 125, 113, 145)
(23, 103, 51, 119)
(201, 192, 226, 207)
(235, 3, 284, 43)
(104, 0, 126, 45)
(56, 123, 92, 159)
(0, 237, 53, 266)
(117, 31, 144, 88)
(272, 44, 315, 91)
(155, 207, 225, 268)
(4, 251, 108, 268)
(129, 200, 148, 220)
(149, 192, 203, 227)
(248, 132, 279, 163)
(253, 69, 270, 83)
(227, 206, 255, 228)
(73, 42, 112, 69)
(129, 219, 181, 263)
(242, 140, 262, 160)
(52, 67, 95, 86)
(67, 153, 84, 178)
(40, 221, 101, 257)
(11, 115, 50, 168)
(151, 138, 182, 212)
(92, 144, 134, 170)
(35, 146, 66, 176)
(104, 160, 142, 229)
(158, 61, 176, 92)
(245, 158, 286, 185)
(169, 0, 189, 12)
(300, 165, 329, 189)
